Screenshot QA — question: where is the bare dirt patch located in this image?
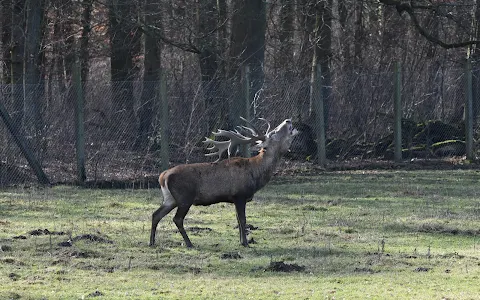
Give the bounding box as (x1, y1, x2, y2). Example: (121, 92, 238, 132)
(57, 233, 113, 247)
(86, 290, 104, 298)
(261, 261, 306, 272)
(354, 267, 379, 274)
(1, 257, 25, 266)
(28, 228, 66, 236)
(187, 227, 213, 235)
(0, 245, 12, 252)
(221, 252, 242, 259)
(148, 264, 201, 274)
(414, 267, 430, 272)
(8, 272, 20, 281)
(58, 248, 100, 259)
(71, 234, 113, 243)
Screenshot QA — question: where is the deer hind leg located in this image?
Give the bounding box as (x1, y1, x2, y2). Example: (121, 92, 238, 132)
(173, 205, 193, 248)
(149, 188, 177, 246)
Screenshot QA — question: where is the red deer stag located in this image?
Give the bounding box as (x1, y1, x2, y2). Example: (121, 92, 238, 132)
(149, 118, 298, 247)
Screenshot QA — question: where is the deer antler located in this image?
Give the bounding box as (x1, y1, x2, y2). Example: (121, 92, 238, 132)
(239, 117, 271, 138)
(203, 118, 268, 162)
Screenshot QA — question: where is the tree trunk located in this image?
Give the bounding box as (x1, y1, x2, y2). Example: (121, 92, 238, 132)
(425, 16, 443, 122)
(136, 0, 161, 149)
(471, 3, 480, 125)
(278, 0, 294, 77)
(10, 0, 25, 130)
(351, 0, 364, 135)
(296, 0, 315, 79)
(338, 0, 349, 63)
(197, 0, 222, 133)
(216, 0, 229, 129)
(229, 0, 266, 123)
(80, 0, 93, 82)
(217, 0, 227, 78)
(23, 0, 45, 139)
(51, 0, 75, 111)
(296, 0, 316, 121)
(309, 0, 332, 127)
(108, 0, 140, 143)
(353, 0, 363, 66)
(245, 0, 266, 106)
(1, 0, 12, 84)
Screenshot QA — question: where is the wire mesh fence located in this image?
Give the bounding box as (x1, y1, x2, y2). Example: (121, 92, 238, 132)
(0, 65, 475, 187)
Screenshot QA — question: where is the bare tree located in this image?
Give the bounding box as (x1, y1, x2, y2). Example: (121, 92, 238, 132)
(297, 0, 321, 78)
(80, 0, 93, 82)
(24, 0, 45, 137)
(108, 0, 141, 139)
(274, 0, 294, 77)
(217, 0, 228, 78)
(228, 0, 267, 128)
(353, 0, 363, 66)
(1, 0, 12, 84)
(379, 0, 478, 49)
(310, 0, 332, 124)
(471, 2, 480, 124)
(50, 0, 76, 105)
(10, 0, 25, 128)
(197, 0, 223, 132)
(136, 0, 162, 149)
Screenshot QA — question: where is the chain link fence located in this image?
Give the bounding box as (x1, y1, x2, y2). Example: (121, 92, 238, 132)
(0, 66, 474, 187)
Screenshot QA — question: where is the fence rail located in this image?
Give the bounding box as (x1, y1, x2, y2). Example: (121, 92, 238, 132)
(0, 63, 478, 187)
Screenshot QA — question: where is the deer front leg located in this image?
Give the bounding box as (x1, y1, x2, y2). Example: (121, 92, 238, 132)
(234, 199, 249, 247)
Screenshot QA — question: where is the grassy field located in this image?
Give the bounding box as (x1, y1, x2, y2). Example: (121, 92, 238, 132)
(1, 169, 480, 299)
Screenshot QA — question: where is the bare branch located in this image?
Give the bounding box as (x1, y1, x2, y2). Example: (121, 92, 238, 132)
(94, 0, 201, 53)
(138, 24, 201, 54)
(379, 0, 480, 49)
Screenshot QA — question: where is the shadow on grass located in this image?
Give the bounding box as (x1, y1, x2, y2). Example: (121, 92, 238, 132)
(385, 222, 480, 237)
(248, 245, 343, 259)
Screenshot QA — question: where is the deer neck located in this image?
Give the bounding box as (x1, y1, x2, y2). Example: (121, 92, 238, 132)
(249, 148, 281, 189)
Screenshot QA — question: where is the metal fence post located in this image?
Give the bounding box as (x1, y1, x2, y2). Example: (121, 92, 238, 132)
(314, 64, 326, 166)
(240, 65, 251, 157)
(73, 52, 86, 183)
(159, 69, 170, 171)
(394, 62, 402, 162)
(466, 58, 474, 160)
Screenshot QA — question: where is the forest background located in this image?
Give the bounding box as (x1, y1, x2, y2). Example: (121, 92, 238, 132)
(1, 0, 480, 186)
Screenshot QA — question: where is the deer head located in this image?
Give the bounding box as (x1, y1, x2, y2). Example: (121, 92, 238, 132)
(203, 117, 298, 162)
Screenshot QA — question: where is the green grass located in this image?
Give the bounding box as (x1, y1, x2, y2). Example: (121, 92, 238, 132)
(1, 169, 480, 299)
